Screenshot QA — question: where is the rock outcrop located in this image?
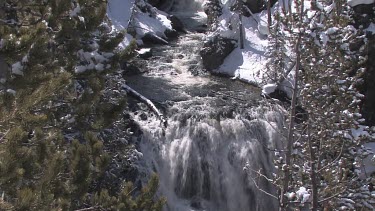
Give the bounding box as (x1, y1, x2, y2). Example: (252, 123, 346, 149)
(200, 35, 237, 71)
(350, 4, 375, 126)
(362, 35, 375, 126)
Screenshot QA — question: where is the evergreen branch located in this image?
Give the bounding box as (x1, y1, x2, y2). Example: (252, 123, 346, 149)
(318, 188, 346, 204)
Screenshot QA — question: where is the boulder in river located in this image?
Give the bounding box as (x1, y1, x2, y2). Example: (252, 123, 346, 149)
(200, 34, 237, 71)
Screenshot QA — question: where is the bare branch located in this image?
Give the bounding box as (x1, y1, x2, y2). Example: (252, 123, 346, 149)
(249, 175, 279, 200)
(316, 139, 344, 173)
(318, 188, 346, 204)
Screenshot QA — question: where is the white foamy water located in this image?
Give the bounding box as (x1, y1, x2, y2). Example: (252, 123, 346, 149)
(135, 101, 283, 211)
(126, 1, 283, 210)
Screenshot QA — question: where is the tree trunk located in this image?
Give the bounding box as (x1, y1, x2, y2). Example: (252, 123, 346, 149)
(267, 0, 272, 32)
(279, 0, 304, 208)
(239, 14, 244, 49)
(308, 124, 318, 211)
(122, 84, 167, 127)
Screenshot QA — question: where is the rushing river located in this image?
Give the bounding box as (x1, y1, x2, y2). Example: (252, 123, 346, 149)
(124, 2, 283, 210)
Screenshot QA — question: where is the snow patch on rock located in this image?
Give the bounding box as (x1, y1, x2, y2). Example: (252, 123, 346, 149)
(348, 0, 375, 7)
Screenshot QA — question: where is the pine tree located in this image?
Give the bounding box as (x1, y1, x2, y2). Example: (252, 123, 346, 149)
(262, 0, 373, 210)
(0, 1, 165, 210)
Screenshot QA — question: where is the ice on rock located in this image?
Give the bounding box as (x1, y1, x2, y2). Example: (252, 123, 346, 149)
(262, 84, 277, 95)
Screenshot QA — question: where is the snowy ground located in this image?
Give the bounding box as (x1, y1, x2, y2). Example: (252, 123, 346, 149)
(107, 0, 135, 49)
(107, 0, 173, 49)
(212, 7, 270, 85)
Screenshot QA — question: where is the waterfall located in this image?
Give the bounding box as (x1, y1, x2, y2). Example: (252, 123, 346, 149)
(135, 100, 283, 211)
(124, 2, 284, 209)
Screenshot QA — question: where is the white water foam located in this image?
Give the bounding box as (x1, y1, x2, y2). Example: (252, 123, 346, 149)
(135, 102, 283, 211)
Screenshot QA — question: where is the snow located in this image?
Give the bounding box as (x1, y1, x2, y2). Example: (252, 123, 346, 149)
(327, 27, 339, 35)
(360, 142, 375, 178)
(348, 0, 375, 7)
(214, 8, 270, 85)
(95, 63, 105, 72)
(107, 0, 173, 49)
(136, 48, 151, 54)
(6, 89, 16, 95)
(11, 62, 24, 76)
(285, 192, 296, 200)
(365, 23, 375, 35)
(75, 65, 88, 74)
(262, 83, 278, 95)
(78, 16, 85, 23)
(118, 33, 134, 50)
(107, 0, 133, 31)
(70, 4, 81, 17)
(351, 125, 370, 140)
(296, 187, 310, 203)
(134, 11, 171, 39)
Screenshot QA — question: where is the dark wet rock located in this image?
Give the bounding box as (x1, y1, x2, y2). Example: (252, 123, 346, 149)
(203, 0, 222, 30)
(138, 48, 153, 59)
(190, 197, 203, 209)
(353, 3, 375, 15)
(165, 28, 179, 39)
(350, 4, 374, 28)
(148, 0, 163, 7)
(229, 0, 278, 16)
(243, 0, 265, 14)
(200, 34, 237, 71)
(349, 38, 365, 51)
(265, 88, 308, 123)
(139, 112, 148, 121)
(169, 15, 187, 33)
(361, 35, 375, 126)
(122, 61, 145, 76)
(142, 33, 168, 45)
(195, 25, 207, 33)
(177, 54, 184, 59)
(349, 4, 375, 125)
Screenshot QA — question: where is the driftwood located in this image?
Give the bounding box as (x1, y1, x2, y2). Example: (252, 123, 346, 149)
(122, 84, 167, 127)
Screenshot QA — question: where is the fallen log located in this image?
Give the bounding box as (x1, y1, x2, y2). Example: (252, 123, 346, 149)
(122, 84, 167, 128)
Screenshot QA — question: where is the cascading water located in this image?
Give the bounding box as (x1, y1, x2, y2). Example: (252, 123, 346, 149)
(134, 100, 284, 211)
(125, 1, 284, 210)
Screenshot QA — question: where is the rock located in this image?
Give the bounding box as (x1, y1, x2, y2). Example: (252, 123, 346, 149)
(142, 33, 168, 45)
(148, 0, 162, 7)
(169, 15, 187, 33)
(351, 4, 374, 28)
(164, 28, 179, 39)
(233, 0, 277, 16)
(349, 38, 365, 51)
(353, 3, 375, 15)
(362, 35, 375, 126)
(122, 61, 147, 76)
(195, 25, 207, 33)
(244, 0, 265, 14)
(203, 0, 222, 30)
(136, 48, 153, 59)
(200, 35, 237, 71)
(139, 112, 148, 121)
(0, 55, 9, 83)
